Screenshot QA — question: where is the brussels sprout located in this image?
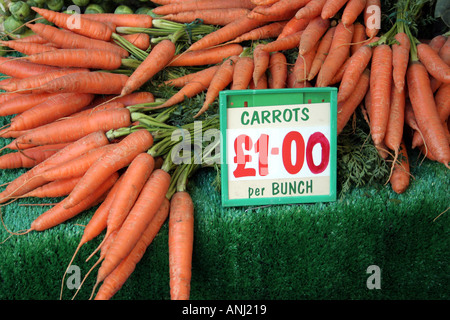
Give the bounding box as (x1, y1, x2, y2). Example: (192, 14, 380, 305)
(135, 7, 152, 15)
(9, 1, 31, 21)
(3, 15, 26, 34)
(71, 0, 89, 6)
(46, 0, 64, 11)
(114, 5, 133, 14)
(33, 0, 46, 5)
(84, 3, 105, 14)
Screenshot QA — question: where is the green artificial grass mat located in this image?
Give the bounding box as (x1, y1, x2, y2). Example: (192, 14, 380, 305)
(0, 146, 448, 300)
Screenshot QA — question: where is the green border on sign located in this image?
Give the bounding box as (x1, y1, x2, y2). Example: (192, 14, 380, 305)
(219, 87, 338, 208)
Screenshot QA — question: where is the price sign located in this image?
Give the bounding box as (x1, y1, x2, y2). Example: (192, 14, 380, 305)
(219, 88, 337, 207)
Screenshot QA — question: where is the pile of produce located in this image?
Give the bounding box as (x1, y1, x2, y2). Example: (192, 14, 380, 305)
(0, 0, 448, 300)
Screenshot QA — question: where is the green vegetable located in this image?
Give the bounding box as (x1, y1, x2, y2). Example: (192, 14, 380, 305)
(114, 5, 133, 14)
(3, 15, 26, 34)
(46, 0, 64, 11)
(84, 3, 105, 14)
(71, 0, 90, 6)
(9, 1, 31, 21)
(135, 6, 152, 15)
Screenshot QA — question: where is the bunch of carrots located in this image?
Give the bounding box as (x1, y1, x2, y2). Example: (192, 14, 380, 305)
(0, 0, 449, 300)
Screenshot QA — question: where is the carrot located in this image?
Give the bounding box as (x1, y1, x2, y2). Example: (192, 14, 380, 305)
(163, 8, 250, 26)
(120, 39, 176, 97)
(260, 31, 303, 52)
(435, 83, 450, 123)
(277, 17, 309, 39)
(0, 131, 110, 204)
(119, 34, 150, 51)
(82, 13, 153, 28)
(14, 107, 131, 147)
(0, 93, 21, 105)
(316, 22, 354, 87)
(156, 65, 220, 109)
(39, 144, 117, 182)
(63, 129, 154, 210)
(164, 65, 219, 88)
(249, 72, 268, 89)
(231, 56, 255, 90)
(94, 198, 170, 300)
(21, 48, 123, 70)
(0, 40, 58, 55)
(6, 93, 94, 132)
(10, 34, 48, 45)
(363, 0, 380, 38)
(337, 69, 370, 134)
(169, 191, 195, 300)
(251, 0, 311, 17)
(0, 56, 60, 79)
(417, 43, 450, 84)
(389, 141, 410, 194)
(369, 44, 392, 146)
(253, 44, 271, 86)
(428, 35, 447, 52)
(298, 16, 330, 55)
(153, 0, 257, 15)
(342, 0, 366, 26)
(392, 32, 410, 92)
(308, 26, 335, 80)
(59, 174, 124, 300)
(321, 0, 348, 19)
(406, 61, 450, 167)
(0, 93, 60, 117)
(88, 153, 155, 263)
(195, 56, 238, 118)
(351, 22, 367, 55)
(24, 72, 129, 95)
(27, 23, 129, 58)
(293, 42, 317, 83)
(268, 52, 288, 88)
(295, 0, 327, 20)
(67, 101, 125, 119)
(21, 176, 83, 199)
(0, 68, 90, 93)
(95, 168, 171, 285)
(92, 92, 155, 107)
(27, 172, 119, 232)
(168, 44, 243, 67)
(0, 144, 67, 169)
(438, 36, 450, 66)
(31, 7, 114, 41)
(228, 21, 288, 44)
(186, 15, 265, 51)
(251, 0, 281, 5)
(338, 44, 372, 103)
(384, 85, 405, 163)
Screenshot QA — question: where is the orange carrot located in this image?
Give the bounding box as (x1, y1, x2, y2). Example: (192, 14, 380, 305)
(63, 129, 154, 209)
(438, 36, 450, 66)
(31, 7, 113, 41)
(168, 44, 243, 67)
(95, 168, 171, 285)
(119, 34, 150, 51)
(251, 0, 311, 17)
(153, 0, 257, 15)
(0, 131, 110, 204)
(277, 17, 309, 39)
(186, 15, 265, 51)
(260, 30, 303, 52)
(0, 144, 67, 169)
(252, 44, 271, 86)
(231, 56, 255, 90)
(406, 61, 450, 167)
(435, 83, 450, 123)
(164, 65, 219, 88)
(156, 65, 220, 109)
(337, 69, 370, 134)
(14, 107, 131, 147)
(321, 0, 349, 19)
(351, 22, 367, 55)
(338, 44, 372, 103)
(298, 15, 330, 55)
(295, 0, 327, 20)
(389, 141, 410, 194)
(195, 55, 239, 118)
(417, 43, 450, 84)
(27, 23, 129, 58)
(121, 39, 176, 97)
(28, 172, 119, 232)
(293, 42, 317, 83)
(163, 8, 250, 26)
(369, 44, 392, 146)
(0, 40, 58, 55)
(94, 198, 170, 300)
(308, 26, 335, 80)
(384, 85, 405, 160)
(316, 22, 354, 87)
(342, 0, 366, 26)
(92, 92, 155, 107)
(364, 0, 380, 38)
(428, 35, 447, 52)
(169, 191, 195, 300)
(7, 93, 94, 132)
(268, 52, 288, 88)
(82, 13, 153, 28)
(22, 48, 122, 70)
(228, 21, 288, 44)
(0, 93, 60, 117)
(392, 32, 410, 92)
(249, 72, 268, 89)
(21, 176, 82, 199)
(0, 56, 60, 79)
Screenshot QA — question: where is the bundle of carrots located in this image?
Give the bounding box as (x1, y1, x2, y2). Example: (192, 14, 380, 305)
(0, 0, 449, 300)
